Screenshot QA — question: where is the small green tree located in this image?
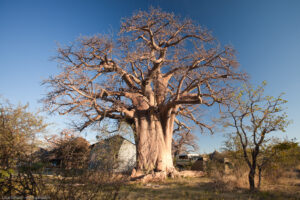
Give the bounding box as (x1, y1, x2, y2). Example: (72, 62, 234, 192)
(222, 83, 290, 191)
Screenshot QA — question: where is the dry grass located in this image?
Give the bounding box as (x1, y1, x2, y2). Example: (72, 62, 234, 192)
(114, 175, 300, 200)
(117, 164, 300, 199)
(260, 165, 300, 197)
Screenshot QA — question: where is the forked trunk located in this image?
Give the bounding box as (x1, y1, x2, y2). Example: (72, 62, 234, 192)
(249, 168, 256, 191)
(258, 167, 262, 189)
(134, 110, 175, 174)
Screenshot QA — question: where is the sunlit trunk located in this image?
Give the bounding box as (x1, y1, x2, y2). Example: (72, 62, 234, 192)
(249, 148, 259, 191)
(134, 110, 174, 174)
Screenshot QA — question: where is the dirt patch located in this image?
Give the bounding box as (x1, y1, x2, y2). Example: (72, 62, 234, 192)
(177, 170, 205, 178)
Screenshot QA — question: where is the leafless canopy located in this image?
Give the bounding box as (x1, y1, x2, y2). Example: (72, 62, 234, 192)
(172, 128, 199, 157)
(43, 8, 245, 132)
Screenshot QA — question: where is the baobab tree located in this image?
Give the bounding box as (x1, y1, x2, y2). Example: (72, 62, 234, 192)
(43, 8, 246, 176)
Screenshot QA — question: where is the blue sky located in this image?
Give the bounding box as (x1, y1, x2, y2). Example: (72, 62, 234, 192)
(0, 0, 299, 153)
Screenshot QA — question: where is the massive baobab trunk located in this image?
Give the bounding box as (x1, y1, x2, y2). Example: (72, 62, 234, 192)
(43, 8, 246, 175)
(134, 109, 175, 172)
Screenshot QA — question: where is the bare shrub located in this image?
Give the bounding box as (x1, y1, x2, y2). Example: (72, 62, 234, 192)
(206, 152, 254, 190)
(42, 169, 127, 200)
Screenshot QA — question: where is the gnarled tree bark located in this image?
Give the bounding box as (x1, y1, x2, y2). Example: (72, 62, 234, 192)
(134, 108, 176, 173)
